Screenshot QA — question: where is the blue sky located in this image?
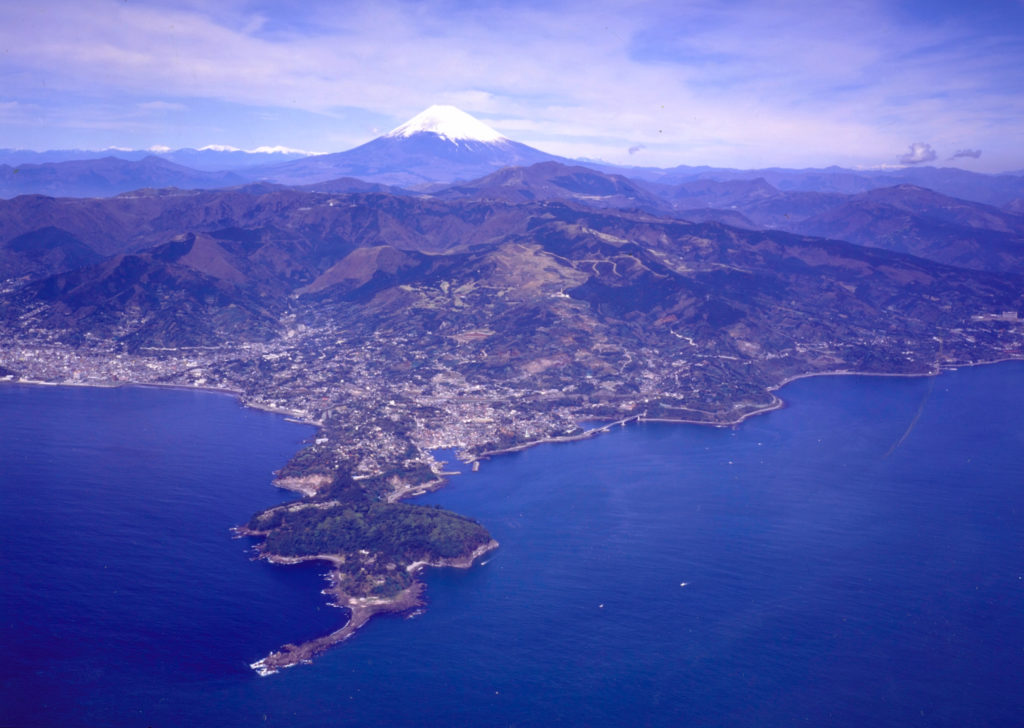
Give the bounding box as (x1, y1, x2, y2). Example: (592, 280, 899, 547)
(2, 0, 1022, 171)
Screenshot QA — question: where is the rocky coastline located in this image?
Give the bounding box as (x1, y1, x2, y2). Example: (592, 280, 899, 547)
(249, 539, 499, 676)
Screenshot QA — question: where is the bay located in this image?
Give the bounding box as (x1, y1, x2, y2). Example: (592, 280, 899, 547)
(1, 363, 1022, 727)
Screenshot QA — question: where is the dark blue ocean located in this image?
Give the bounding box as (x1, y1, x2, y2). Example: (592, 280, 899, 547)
(2, 364, 1023, 727)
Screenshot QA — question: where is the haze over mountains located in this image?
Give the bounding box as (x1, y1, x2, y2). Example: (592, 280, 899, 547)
(4, 104, 1023, 203)
(2, 104, 1022, 348)
(0, 145, 311, 170)
(0, 104, 1022, 362)
(2, 105, 1023, 283)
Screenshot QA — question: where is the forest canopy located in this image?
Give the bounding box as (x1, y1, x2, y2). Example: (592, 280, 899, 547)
(250, 501, 491, 565)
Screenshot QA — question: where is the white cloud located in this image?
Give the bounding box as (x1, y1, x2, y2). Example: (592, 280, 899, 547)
(899, 142, 938, 165)
(1, 0, 1022, 170)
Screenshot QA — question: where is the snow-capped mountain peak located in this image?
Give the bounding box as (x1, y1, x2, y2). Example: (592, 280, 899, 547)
(385, 105, 507, 144)
(197, 144, 320, 155)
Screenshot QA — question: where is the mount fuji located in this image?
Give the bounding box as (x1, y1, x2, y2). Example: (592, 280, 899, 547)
(248, 105, 566, 188)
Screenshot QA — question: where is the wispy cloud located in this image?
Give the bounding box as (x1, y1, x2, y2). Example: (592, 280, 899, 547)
(138, 101, 188, 112)
(1, 0, 1021, 170)
(950, 148, 982, 160)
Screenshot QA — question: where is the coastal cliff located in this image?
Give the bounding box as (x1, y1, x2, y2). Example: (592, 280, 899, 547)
(248, 539, 499, 676)
(237, 480, 498, 674)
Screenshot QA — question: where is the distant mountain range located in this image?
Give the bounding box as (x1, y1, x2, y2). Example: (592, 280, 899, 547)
(0, 156, 247, 199)
(2, 104, 1023, 279)
(426, 162, 1024, 274)
(792, 185, 1024, 273)
(598, 162, 1024, 207)
(0, 145, 311, 170)
(6, 104, 1022, 208)
(2, 185, 1021, 357)
(2, 167, 1023, 280)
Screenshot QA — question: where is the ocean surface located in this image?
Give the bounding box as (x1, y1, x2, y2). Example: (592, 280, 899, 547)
(1, 363, 1023, 727)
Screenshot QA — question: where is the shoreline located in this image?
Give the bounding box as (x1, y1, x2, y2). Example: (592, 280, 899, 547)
(405, 539, 501, 574)
(5, 377, 244, 397)
(9, 356, 1022, 473)
(386, 476, 447, 503)
(0, 377, 322, 426)
(7, 357, 1022, 465)
(249, 539, 499, 676)
(5, 356, 1022, 672)
(473, 414, 642, 460)
(470, 357, 1024, 461)
(250, 582, 427, 677)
